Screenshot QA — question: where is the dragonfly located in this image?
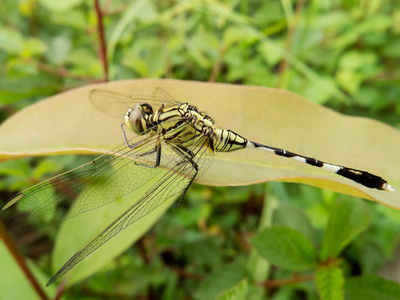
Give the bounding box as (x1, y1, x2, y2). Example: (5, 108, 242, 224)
(0, 89, 394, 286)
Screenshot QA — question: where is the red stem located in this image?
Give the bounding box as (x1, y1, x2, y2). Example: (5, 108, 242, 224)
(94, 0, 109, 82)
(258, 273, 314, 287)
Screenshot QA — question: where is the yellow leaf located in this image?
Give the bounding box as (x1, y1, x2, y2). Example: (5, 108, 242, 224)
(0, 79, 398, 208)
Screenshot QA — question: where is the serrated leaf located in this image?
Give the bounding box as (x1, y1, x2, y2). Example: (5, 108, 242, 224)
(195, 260, 248, 300)
(344, 274, 400, 300)
(316, 266, 344, 300)
(321, 199, 369, 260)
(272, 203, 314, 244)
(217, 279, 248, 300)
(0, 80, 398, 207)
(252, 226, 316, 271)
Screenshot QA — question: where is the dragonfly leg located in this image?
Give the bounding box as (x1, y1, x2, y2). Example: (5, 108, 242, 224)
(120, 125, 162, 168)
(134, 140, 162, 169)
(121, 123, 147, 149)
(171, 145, 199, 207)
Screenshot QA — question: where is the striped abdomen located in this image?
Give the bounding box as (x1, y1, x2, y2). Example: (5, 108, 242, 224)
(247, 141, 393, 191)
(214, 129, 248, 152)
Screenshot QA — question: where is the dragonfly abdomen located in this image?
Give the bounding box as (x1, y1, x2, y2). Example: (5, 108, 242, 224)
(214, 129, 248, 152)
(247, 141, 393, 191)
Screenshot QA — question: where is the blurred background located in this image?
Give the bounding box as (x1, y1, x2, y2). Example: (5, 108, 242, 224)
(0, 0, 400, 299)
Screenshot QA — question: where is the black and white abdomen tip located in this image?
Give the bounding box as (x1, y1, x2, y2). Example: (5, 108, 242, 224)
(247, 141, 394, 191)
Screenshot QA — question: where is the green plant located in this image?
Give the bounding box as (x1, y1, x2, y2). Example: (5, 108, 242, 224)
(0, 1, 399, 299)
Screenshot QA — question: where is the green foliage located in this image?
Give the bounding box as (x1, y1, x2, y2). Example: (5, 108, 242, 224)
(195, 260, 248, 300)
(272, 203, 315, 243)
(1, 0, 400, 299)
(344, 274, 400, 300)
(0, 242, 57, 299)
(217, 279, 248, 300)
(252, 227, 317, 271)
(321, 199, 370, 260)
(316, 266, 344, 300)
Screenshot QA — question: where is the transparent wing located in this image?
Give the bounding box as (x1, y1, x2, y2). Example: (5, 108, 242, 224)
(47, 130, 214, 286)
(152, 87, 177, 100)
(90, 89, 182, 119)
(0, 119, 200, 234)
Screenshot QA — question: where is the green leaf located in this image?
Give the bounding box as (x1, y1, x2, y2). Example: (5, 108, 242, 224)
(0, 74, 58, 100)
(65, 48, 98, 69)
(344, 274, 400, 300)
(51, 10, 87, 29)
(32, 158, 62, 179)
(0, 241, 57, 299)
(38, 0, 82, 12)
(0, 80, 398, 207)
(108, 0, 151, 61)
(258, 40, 283, 66)
(53, 172, 177, 286)
(304, 77, 337, 104)
(195, 260, 248, 300)
(332, 15, 391, 50)
(321, 199, 370, 260)
(252, 226, 316, 271)
(316, 266, 344, 300)
(0, 28, 24, 54)
(46, 36, 72, 65)
(270, 287, 296, 300)
(123, 56, 148, 77)
(358, 242, 384, 273)
(217, 279, 248, 300)
(223, 26, 258, 48)
(21, 38, 47, 58)
(188, 32, 219, 67)
(0, 159, 30, 177)
(135, 0, 158, 23)
(338, 51, 378, 70)
(336, 70, 363, 94)
(272, 203, 314, 244)
(0, 159, 32, 191)
(383, 38, 400, 58)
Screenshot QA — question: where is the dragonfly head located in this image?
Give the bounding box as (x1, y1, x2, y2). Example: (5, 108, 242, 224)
(124, 102, 154, 135)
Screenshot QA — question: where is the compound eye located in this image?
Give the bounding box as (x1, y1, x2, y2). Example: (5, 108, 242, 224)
(140, 103, 153, 115)
(124, 102, 153, 135)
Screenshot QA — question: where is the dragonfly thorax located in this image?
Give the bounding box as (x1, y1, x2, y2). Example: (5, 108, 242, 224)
(124, 102, 155, 135)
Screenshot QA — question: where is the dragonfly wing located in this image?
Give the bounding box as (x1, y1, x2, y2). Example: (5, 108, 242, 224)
(152, 87, 176, 100)
(90, 89, 182, 119)
(47, 133, 214, 286)
(0, 119, 184, 233)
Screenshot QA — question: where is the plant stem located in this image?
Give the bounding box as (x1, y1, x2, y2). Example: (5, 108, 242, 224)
(208, 46, 226, 82)
(247, 183, 277, 281)
(94, 0, 109, 82)
(36, 61, 99, 81)
(258, 273, 315, 287)
(53, 279, 67, 300)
